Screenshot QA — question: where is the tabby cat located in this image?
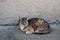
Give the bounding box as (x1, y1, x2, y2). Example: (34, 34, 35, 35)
(19, 17, 51, 34)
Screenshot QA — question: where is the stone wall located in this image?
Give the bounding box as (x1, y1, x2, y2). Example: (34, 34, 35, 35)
(0, 0, 60, 24)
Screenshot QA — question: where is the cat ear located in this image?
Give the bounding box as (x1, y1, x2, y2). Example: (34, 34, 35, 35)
(22, 16, 29, 20)
(25, 16, 30, 20)
(25, 17, 28, 20)
(19, 17, 21, 22)
(19, 17, 21, 20)
(23, 17, 29, 20)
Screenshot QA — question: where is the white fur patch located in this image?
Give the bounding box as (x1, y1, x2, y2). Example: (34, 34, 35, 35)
(26, 31, 32, 34)
(19, 24, 25, 31)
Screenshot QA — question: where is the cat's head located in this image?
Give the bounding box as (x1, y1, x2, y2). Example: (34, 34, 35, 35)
(19, 17, 28, 26)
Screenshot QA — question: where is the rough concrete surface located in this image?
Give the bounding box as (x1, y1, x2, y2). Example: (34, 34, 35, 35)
(0, 0, 60, 24)
(0, 24, 60, 40)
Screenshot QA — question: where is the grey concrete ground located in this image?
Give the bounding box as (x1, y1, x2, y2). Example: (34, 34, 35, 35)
(0, 0, 60, 24)
(0, 24, 60, 40)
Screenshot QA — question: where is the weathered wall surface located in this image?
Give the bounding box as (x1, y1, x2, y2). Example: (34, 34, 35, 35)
(0, 0, 60, 24)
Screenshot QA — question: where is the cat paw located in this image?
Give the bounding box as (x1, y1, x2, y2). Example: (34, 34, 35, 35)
(25, 31, 32, 34)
